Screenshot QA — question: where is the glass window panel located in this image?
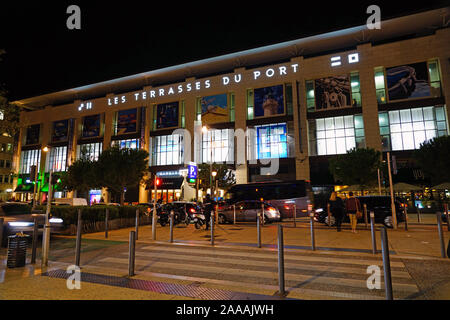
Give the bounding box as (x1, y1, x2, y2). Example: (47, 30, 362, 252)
(355, 129, 365, 137)
(402, 132, 415, 150)
(401, 123, 413, 132)
(391, 133, 403, 151)
(437, 121, 446, 131)
(354, 115, 364, 129)
(336, 137, 346, 154)
(344, 116, 354, 128)
(316, 119, 325, 131)
(345, 137, 356, 150)
(426, 130, 436, 141)
(423, 107, 434, 121)
(325, 130, 335, 138)
(380, 126, 390, 135)
(317, 140, 326, 155)
(379, 113, 389, 127)
(425, 121, 435, 130)
(326, 139, 336, 155)
(335, 129, 345, 138)
(435, 107, 445, 121)
(374, 72, 385, 89)
(400, 109, 411, 123)
(414, 131, 426, 149)
(345, 128, 355, 136)
(325, 118, 334, 130)
(413, 122, 425, 131)
(411, 108, 423, 122)
(390, 124, 402, 133)
(389, 111, 400, 124)
(335, 117, 344, 129)
(317, 131, 326, 139)
(428, 61, 440, 82)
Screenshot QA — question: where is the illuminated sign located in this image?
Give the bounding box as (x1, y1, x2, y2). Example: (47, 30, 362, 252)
(78, 101, 92, 111)
(188, 163, 198, 180)
(331, 53, 359, 67)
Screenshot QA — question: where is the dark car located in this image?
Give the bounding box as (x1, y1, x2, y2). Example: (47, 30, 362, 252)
(315, 196, 405, 228)
(217, 200, 281, 224)
(1, 202, 64, 246)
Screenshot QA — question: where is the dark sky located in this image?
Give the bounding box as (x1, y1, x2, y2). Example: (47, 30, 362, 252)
(0, 1, 448, 101)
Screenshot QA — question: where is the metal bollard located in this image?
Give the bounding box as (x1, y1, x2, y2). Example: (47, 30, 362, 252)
(31, 216, 38, 264)
(364, 204, 368, 229)
(75, 209, 82, 267)
(370, 211, 377, 254)
(261, 204, 265, 226)
(152, 210, 157, 241)
(436, 212, 446, 258)
(293, 204, 296, 228)
(310, 211, 316, 251)
(233, 204, 236, 224)
(257, 212, 261, 248)
(417, 206, 422, 223)
(128, 231, 136, 277)
(169, 210, 174, 243)
(277, 224, 285, 296)
(0, 218, 3, 247)
(380, 227, 393, 300)
(105, 208, 109, 239)
(327, 203, 331, 227)
(210, 215, 214, 246)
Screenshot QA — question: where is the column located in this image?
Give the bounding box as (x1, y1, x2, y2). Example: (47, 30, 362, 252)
(234, 84, 248, 184)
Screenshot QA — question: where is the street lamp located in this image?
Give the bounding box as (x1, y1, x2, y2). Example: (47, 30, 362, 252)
(202, 126, 213, 196)
(212, 170, 217, 197)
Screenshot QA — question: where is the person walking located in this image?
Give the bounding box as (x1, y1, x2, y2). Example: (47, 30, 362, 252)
(203, 194, 216, 231)
(345, 192, 361, 233)
(328, 191, 344, 232)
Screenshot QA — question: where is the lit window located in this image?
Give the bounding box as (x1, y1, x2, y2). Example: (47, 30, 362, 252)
(46, 146, 68, 172)
(112, 139, 139, 150)
(202, 129, 234, 164)
(152, 134, 184, 166)
(379, 106, 447, 151)
(309, 115, 365, 156)
(252, 123, 288, 159)
(19, 149, 41, 174)
(77, 142, 102, 161)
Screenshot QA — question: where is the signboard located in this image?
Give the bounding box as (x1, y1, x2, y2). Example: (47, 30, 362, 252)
(188, 163, 198, 180)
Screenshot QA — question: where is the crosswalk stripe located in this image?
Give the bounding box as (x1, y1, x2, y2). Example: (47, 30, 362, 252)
(140, 245, 407, 268)
(131, 250, 412, 279)
(98, 257, 418, 294)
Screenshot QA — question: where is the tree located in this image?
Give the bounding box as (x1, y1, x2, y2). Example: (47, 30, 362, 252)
(96, 147, 149, 205)
(61, 158, 98, 203)
(414, 135, 450, 185)
(329, 148, 382, 192)
(198, 163, 235, 193)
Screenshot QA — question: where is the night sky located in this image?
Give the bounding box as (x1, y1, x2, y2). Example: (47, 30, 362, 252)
(0, 1, 448, 101)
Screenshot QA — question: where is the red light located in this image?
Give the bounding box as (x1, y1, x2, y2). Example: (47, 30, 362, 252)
(156, 178, 161, 186)
(189, 208, 195, 213)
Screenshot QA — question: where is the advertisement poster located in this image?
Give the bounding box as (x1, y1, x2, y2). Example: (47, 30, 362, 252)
(314, 75, 351, 110)
(386, 62, 431, 101)
(116, 108, 137, 134)
(254, 85, 284, 117)
(201, 94, 228, 124)
(82, 114, 101, 138)
(156, 102, 179, 129)
(26, 124, 40, 145)
(52, 119, 69, 142)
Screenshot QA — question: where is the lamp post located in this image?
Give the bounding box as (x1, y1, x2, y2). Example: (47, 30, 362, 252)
(202, 126, 213, 196)
(212, 170, 217, 199)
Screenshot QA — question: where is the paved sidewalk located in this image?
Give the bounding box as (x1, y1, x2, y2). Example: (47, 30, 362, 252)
(0, 219, 448, 300)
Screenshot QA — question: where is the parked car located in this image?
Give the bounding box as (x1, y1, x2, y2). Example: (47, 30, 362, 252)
(217, 200, 281, 224)
(0, 202, 64, 246)
(315, 196, 405, 228)
(53, 198, 88, 206)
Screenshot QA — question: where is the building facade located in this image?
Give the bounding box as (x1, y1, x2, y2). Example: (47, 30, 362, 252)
(12, 8, 450, 203)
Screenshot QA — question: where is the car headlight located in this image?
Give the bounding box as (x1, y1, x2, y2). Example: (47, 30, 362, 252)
(267, 208, 278, 216)
(8, 222, 34, 227)
(315, 208, 324, 213)
(49, 218, 64, 224)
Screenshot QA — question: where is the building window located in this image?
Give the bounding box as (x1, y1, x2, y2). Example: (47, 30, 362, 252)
(6, 144, 12, 153)
(285, 83, 293, 115)
(181, 100, 186, 128)
(306, 80, 316, 112)
(309, 115, 365, 156)
(82, 114, 101, 138)
(374, 67, 387, 104)
(112, 139, 139, 150)
(202, 128, 234, 164)
(378, 106, 448, 151)
(0, 110, 3, 120)
(350, 72, 362, 107)
(0, 176, 3, 184)
(196, 98, 202, 121)
(428, 60, 442, 97)
(247, 89, 254, 120)
(19, 149, 41, 174)
(77, 142, 102, 161)
(5, 160, 11, 168)
(46, 146, 68, 172)
(114, 108, 137, 135)
(250, 123, 288, 160)
(229, 93, 235, 122)
(152, 134, 184, 166)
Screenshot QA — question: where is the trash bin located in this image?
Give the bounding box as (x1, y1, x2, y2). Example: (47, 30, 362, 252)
(7, 233, 30, 268)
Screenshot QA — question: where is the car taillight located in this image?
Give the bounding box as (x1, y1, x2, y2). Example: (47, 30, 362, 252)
(190, 208, 196, 213)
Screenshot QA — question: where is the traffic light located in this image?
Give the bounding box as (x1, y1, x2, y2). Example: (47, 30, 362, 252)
(155, 177, 162, 187)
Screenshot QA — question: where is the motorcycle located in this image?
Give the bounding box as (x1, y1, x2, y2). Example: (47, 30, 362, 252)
(158, 204, 185, 227)
(191, 212, 206, 229)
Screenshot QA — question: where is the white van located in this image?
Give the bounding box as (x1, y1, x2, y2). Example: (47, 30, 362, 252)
(53, 198, 88, 206)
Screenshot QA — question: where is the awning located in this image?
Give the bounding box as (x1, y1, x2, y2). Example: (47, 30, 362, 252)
(431, 182, 450, 190)
(393, 182, 422, 192)
(13, 184, 34, 193)
(146, 177, 184, 190)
